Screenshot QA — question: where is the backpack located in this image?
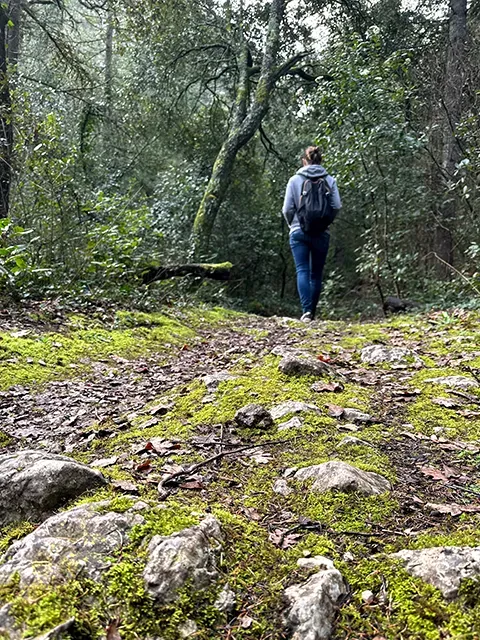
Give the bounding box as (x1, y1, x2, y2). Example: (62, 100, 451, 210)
(297, 177, 335, 235)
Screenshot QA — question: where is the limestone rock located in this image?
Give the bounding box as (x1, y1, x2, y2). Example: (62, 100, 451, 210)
(425, 376, 479, 390)
(234, 404, 273, 429)
(214, 583, 236, 614)
(143, 516, 222, 603)
(279, 355, 329, 378)
(297, 556, 335, 571)
(0, 605, 21, 640)
(391, 546, 480, 599)
(293, 461, 391, 496)
(271, 401, 321, 421)
(0, 450, 107, 526)
(0, 502, 144, 588)
(338, 436, 374, 448)
(283, 564, 347, 640)
(273, 478, 293, 496)
(342, 408, 374, 423)
(202, 371, 234, 392)
(361, 345, 422, 366)
(34, 618, 76, 640)
(278, 416, 303, 431)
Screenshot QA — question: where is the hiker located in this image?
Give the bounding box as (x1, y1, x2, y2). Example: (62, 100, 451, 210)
(282, 145, 342, 322)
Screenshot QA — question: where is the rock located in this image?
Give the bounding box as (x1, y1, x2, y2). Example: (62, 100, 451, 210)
(361, 590, 375, 604)
(391, 546, 480, 599)
(279, 355, 329, 378)
(178, 620, 198, 638)
(278, 416, 303, 431)
(214, 583, 236, 614)
(293, 461, 391, 496)
(425, 376, 479, 390)
(271, 401, 321, 420)
(0, 450, 107, 526)
(273, 478, 293, 496)
(34, 618, 76, 640)
(361, 345, 422, 365)
(341, 408, 374, 423)
(338, 436, 374, 448)
(0, 605, 21, 640)
(202, 371, 234, 392)
(297, 556, 335, 571)
(0, 502, 144, 588)
(143, 516, 222, 603)
(283, 561, 347, 640)
(234, 404, 273, 429)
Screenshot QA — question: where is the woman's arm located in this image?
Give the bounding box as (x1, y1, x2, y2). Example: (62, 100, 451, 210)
(282, 177, 297, 225)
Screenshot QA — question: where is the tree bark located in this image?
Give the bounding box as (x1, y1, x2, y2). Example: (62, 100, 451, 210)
(103, 2, 114, 152)
(192, 0, 286, 259)
(0, 5, 14, 218)
(434, 0, 467, 273)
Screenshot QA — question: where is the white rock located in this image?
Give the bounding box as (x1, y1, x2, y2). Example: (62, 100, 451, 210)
(273, 478, 293, 496)
(279, 355, 329, 378)
(338, 436, 374, 448)
(283, 567, 347, 640)
(391, 546, 480, 599)
(0, 450, 107, 526)
(278, 416, 303, 431)
(342, 408, 374, 423)
(201, 371, 234, 392)
(361, 345, 422, 365)
(361, 589, 374, 604)
(271, 401, 321, 420)
(293, 461, 391, 496)
(297, 556, 335, 571)
(178, 620, 198, 638)
(425, 376, 479, 390)
(0, 502, 144, 588)
(214, 583, 236, 614)
(143, 516, 222, 603)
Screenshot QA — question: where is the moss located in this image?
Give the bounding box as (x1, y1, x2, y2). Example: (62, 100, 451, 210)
(0, 313, 195, 390)
(0, 522, 36, 554)
(0, 430, 12, 447)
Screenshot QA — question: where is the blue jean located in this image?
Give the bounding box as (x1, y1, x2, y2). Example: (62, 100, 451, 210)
(289, 229, 330, 318)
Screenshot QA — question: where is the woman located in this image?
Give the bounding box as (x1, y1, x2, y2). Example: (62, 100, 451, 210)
(282, 146, 342, 322)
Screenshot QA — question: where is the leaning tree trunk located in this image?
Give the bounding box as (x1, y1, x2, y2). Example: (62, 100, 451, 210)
(434, 0, 467, 273)
(0, 6, 13, 218)
(192, 0, 285, 260)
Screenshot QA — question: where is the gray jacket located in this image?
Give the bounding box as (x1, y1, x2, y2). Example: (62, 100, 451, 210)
(282, 164, 342, 234)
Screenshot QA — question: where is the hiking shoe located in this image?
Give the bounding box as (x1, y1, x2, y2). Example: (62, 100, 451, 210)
(300, 312, 312, 323)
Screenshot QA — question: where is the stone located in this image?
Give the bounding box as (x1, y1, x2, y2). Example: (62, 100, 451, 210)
(34, 618, 76, 640)
(214, 583, 236, 614)
(425, 376, 479, 390)
(234, 404, 273, 429)
(143, 516, 222, 603)
(178, 620, 198, 638)
(273, 478, 293, 496)
(279, 355, 329, 378)
(278, 416, 303, 431)
(361, 590, 374, 604)
(0, 605, 21, 640)
(391, 546, 480, 599)
(0, 502, 144, 588)
(341, 408, 374, 423)
(338, 436, 374, 448)
(202, 371, 234, 392)
(0, 450, 107, 526)
(283, 563, 347, 640)
(361, 345, 422, 365)
(293, 461, 391, 496)
(297, 556, 335, 571)
(271, 401, 321, 420)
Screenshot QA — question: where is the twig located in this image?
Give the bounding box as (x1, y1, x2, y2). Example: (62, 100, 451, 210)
(161, 439, 288, 486)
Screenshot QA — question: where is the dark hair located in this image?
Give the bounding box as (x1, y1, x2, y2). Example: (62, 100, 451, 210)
(303, 145, 322, 165)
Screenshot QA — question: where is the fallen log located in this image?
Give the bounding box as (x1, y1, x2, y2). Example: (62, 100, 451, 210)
(142, 262, 232, 285)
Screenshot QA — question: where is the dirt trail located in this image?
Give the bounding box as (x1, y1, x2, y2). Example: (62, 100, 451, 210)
(1, 306, 480, 639)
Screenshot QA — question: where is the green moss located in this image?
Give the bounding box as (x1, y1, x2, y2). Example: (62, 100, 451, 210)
(0, 430, 12, 447)
(0, 522, 36, 554)
(0, 313, 195, 390)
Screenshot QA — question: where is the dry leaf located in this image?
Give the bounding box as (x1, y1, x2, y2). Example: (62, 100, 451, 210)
(269, 529, 302, 549)
(426, 502, 480, 516)
(136, 459, 153, 472)
(91, 456, 118, 468)
(179, 479, 205, 490)
(432, 397, 459, 408)
(327, 404, 344, 418)
(311, 381, 344, 393)
(112, 480, 139, 494)
(418, 466, 450, 482)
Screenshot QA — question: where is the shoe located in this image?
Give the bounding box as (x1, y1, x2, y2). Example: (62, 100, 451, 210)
(300, 312, 312, 323)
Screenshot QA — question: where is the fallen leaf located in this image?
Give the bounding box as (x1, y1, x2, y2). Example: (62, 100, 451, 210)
(91, 456, 118, 468)
(239, 615, 254, 629)
(179, 479, 205, 490)
(106, 619, 122, 640)
(311, 381, 344, 393)
(317, 354, 332, 363)
(418, 466, 454, 482)
(136, 459, 153, 472)
(10, 329, 31, 338)
(426, 502, 480, 516)
(432, 397, 459, 408)
(269, 529, 302, 549)
(112, 480, 139, 494)
(241, 506, 262, 521)
(327, 404, 344, 418)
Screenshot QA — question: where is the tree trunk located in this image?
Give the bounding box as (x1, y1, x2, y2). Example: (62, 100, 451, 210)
(103, 2, 114, 152)
(0, 6, 13, 218)
(434, 0, 467, 273)
(192, 0, 285, 259)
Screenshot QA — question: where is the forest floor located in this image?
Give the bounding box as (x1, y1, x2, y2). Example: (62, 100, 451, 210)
(1, 303, 480, 639)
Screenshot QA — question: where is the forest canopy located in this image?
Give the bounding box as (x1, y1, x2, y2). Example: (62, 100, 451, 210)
(0, 0, 478, 316)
